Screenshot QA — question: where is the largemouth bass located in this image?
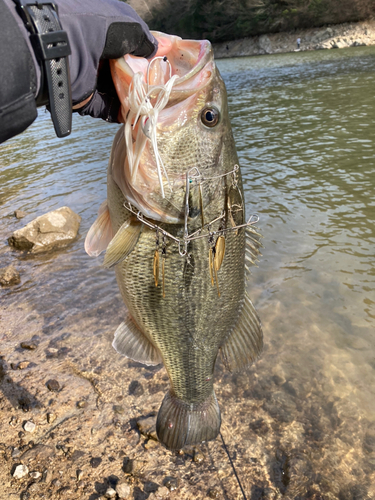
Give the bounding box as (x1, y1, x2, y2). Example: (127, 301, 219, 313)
(85, 32, 263, 450)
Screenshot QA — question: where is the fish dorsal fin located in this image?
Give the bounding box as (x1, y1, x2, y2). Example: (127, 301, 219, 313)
(84, 200, 114, 257)
(113, 315, 163, 366)
(245, 225, 263, 280)
(220, 292, 263, 372)
(103, 218, 142, 268)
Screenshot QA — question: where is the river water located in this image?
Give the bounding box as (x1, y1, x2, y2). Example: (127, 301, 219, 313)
(1, 46, 375, 499)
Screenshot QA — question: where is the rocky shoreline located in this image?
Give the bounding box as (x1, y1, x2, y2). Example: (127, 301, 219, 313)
(213, 20, 375, 59)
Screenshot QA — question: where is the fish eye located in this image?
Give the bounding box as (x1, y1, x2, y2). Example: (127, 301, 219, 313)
(200, 107, 220, 127)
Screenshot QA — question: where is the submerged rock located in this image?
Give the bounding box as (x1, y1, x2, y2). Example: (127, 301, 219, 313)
(90, 457, 102, 468)
(136, 415, 157, 440)
(104, 488, 117, 498)
(14, 210, 26, 219)
(23, 421, 36, 433)
(46, 379, 60, 392)
(8, 207, 81, 254)
(129, 380, 144, 396)
(29, 471, 41, 479)
(21, 444, 54, 462)
(20, 341, 38, 350)
(46, 412, 56, 424)
(0, 265, 20, 286)
(163, 477, 178, 491)
(116, 483, 131, 499)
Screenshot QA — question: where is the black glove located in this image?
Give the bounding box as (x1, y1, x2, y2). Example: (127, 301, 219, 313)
(1, 0, 156, 143)
(57, 0, 158, 122)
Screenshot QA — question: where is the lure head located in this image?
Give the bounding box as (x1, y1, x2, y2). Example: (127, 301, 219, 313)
(110, 32, 238, 224)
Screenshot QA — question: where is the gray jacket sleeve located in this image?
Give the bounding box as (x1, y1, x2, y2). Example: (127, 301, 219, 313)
(57, 0, 158, 105)
(0, 0, 158, 143)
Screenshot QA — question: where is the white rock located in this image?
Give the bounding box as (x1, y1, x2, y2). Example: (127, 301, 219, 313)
(155, 486, 170, 498)
(105, 488, 117, 498)
(13, 464, 29, 479)
(23, 421, 36, 433)
(116, 482, 131, 498)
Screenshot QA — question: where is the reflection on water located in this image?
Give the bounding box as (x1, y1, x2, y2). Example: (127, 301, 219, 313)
(1, 46, 375, 498)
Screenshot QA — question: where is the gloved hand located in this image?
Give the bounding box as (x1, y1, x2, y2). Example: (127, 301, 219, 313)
(56, 0, 158, 122)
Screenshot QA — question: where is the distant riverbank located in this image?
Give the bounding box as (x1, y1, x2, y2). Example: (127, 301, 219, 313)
(213, 20, 375, 59)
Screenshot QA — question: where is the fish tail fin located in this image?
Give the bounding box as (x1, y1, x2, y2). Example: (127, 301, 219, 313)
(156, 390, 221, 450)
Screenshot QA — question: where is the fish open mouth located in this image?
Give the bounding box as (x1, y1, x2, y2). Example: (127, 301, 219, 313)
(110, 33, 216, 223)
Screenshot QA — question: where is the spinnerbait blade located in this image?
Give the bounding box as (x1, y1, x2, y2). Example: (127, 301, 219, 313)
(153, 249, 159, 287)
(214, 236, 225, 271)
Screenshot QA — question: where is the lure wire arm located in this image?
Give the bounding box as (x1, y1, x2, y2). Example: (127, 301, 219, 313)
(122, 164, 259, 257)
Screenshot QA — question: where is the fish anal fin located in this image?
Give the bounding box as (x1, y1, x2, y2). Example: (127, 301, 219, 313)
(84, 201, 113, 257)
(220, 292, 263, 372)
(112, 314, 162, 366)
(103, 218, 142, 268)
(156, 390, 221, 450)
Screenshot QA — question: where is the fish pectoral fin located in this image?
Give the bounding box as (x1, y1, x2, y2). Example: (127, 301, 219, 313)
(103, 218, 142, 268)
(84, 200, 114, 257)
(112, 314, 163, 366)
(220, 292, 263, 372)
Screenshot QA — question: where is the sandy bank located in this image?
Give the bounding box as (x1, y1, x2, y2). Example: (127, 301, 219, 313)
(213, 20, 375, 59)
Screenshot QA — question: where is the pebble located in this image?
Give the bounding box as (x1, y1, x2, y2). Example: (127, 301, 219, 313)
(122, 457, 138, 474)
(14, 210, 27, 219)
(51, 478, 61, 488)
(42, 469, 52, 484)
(21, 341, 38, 350)
(71, 450, 85, 462)
(136, 415, 157, 440)
(47, 412, 56, 424)
(129, 380, 144, 396)
(29, 471, 42, 479)
(193, 448, 205, 463)
(11, 448, 21, 459)
(90, 457, 102, 468)
(145, 439, 158, 450)
(208, 488, 220, 499)
(163, 477, 178, 491)
(155, 486, 170, 498)
(46, 379, 60, 392)
(116, 482, 131, 498)
(18, 397, 31, 412)
(9, 416, 18, 426)
(0, 265, 20, 286)
(23, 421, 36, 433)
(77, 400, 87, 408)
(76, 469, 83, 481)
(113, 405, 125, 414)
(27, 482, 39, 494)
(104, 488, 117, 498)
(144, 481, 159, 493)
(18, 361, 31, 370)
(13, 464, 29, 479)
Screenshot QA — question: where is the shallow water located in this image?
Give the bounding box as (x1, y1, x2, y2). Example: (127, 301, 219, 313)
(1, 46, 375, 499)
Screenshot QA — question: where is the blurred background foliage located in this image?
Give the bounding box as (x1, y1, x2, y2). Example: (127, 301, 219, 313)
(124, 0, 375, 42)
